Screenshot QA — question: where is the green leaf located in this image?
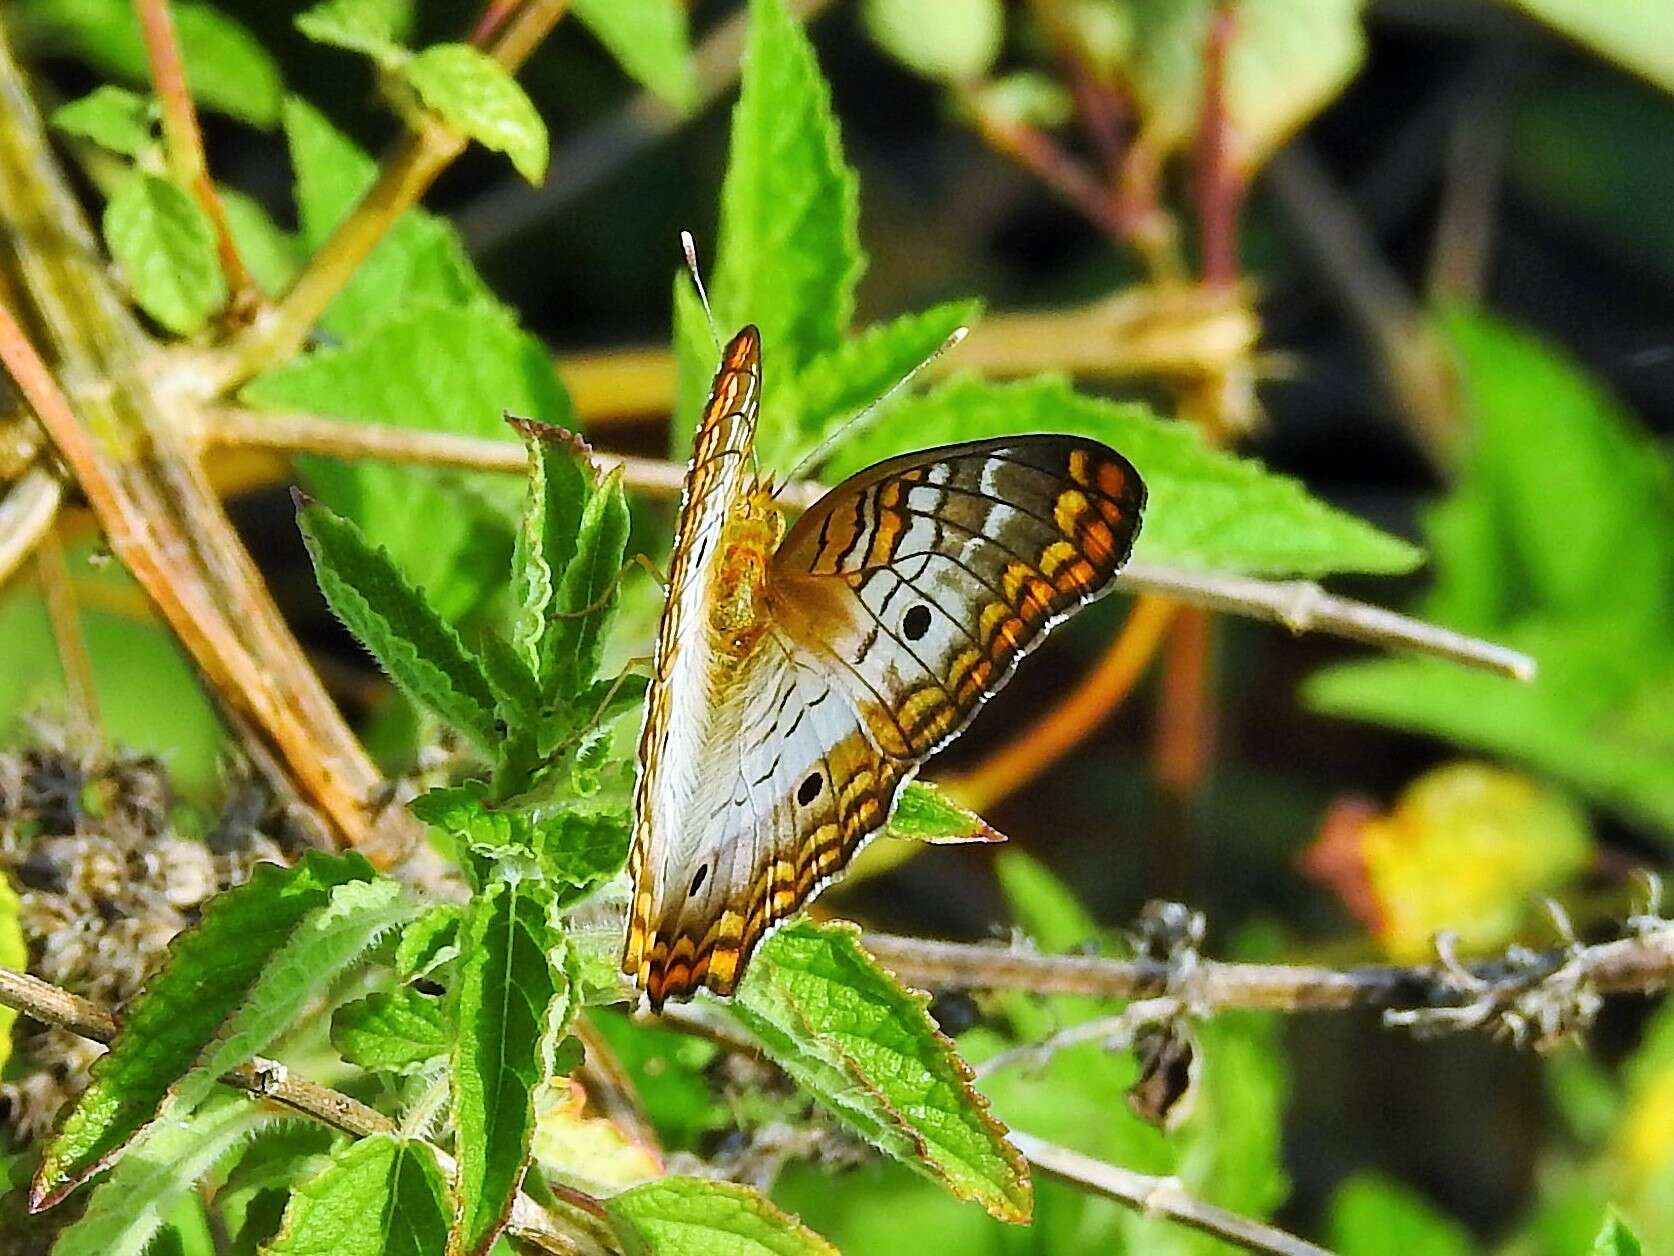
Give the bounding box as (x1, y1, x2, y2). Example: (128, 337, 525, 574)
(103, 173, 226, 335)
(244, 301, 567, 622)
(509, 419, 592, 675)
(1126, 0, 1365, 169)
(608, 1177, 838, 1255)
(34, 852, 375, 1208)
(1591, 1209, 1645, 1256)
(828, 375, 1421, 577)
(411, 788, 630, 908)
(0, 876, 25, 1074)
(994, 851, 1100, 954)
(714, 0, 862, 377)
(771, 300, 980, 469)
(1502, 0, 1674, 95)
(543, 467, 630, 700)
(886, 781, 1002, 844)
(219, 189, 301, 298)
(296, 0, 407, 64)
(1305, 628, 1674, 839)
(180, 877, 413, 1115)
(449, 879, 574, 1256)
(968, 72, 1075, 129)
(52, 1094, 270, 1256)
(282, 97, 497, 340)
(572, 0, 697, 110)
(1437, 311, 1674, 638)
(332, 989, 450, 1075)
(736, 920, 1031, 1223)
(1327, 1174, 1472, 1256)
(295, 497, 500, 751)
(396, 905, 464, 980)
(265, 1135, 452, 1256)
(406, 43, 549, 184)
(51, 84, 154, 157)
(17, 0, 282, 127)
(862, 0, 1001, 84)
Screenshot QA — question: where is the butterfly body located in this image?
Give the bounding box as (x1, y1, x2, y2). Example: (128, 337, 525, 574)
(625, 325, 1145, 1009)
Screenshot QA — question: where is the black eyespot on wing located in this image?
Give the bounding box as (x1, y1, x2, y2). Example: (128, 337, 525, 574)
(689, 864, 708, 897)
(798, 772, 823, 806)
(902, 604, 931, 641)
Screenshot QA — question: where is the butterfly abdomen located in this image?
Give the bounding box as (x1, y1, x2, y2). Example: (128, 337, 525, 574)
(708, 487, 784, 656)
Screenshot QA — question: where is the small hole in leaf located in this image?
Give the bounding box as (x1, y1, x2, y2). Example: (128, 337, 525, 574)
(798, 773, 823, 806)
(903, 604, 931, 641)
(689, 864, 708, 897)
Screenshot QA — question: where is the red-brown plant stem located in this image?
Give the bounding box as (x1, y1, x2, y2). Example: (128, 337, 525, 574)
(133, 0, 254, 305)
(966, 98, 1129, 245)
(1192, 3, 1244, 291)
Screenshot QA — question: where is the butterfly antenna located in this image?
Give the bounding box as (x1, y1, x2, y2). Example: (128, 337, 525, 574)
(778, 324, 969, 492)
(681, 230, 722, 354)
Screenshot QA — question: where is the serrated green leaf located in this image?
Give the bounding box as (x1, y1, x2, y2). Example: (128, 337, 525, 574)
(396, 905, 464, 980)
(1326, 1174, 1472, 1256)
(180, 877, 413, 1115)
(332, 989, 450, 1075)
(1591, 1209, 1645, 1256)
(244, 301, 567, 623)
(509, 420, 592, 675)
(282, 97, 497, 340)
(886, 781, 1002, 844)
(52, 1094, 270, 1256)
(265, 1135, 451, 1256)
(51, 84, 154, 157)
(573, 0, 697, 110)
(1126, 0, 1365, 169)
(17, 0, 281, 126)
(1503, 1, 1674, 95)
(713, 0, 861, 380)
(411, 787, 630, 908)
(736, 920, 1031, 1223)
(296, 0, 407, 64)
(35, 852, 374, 1208)
(609, 1177, 837, 1255)
(770, 300, 980, 470)
(295, 498, 500, 750)
(828, 375, 1420, 577)
(449, 880, 574, 1256)
(103, 172, 226, 335)
(406, 43, 548, 184)
(475, 627, 541, 726)
(543, 468, 630, 700)
(862, 0, 1001, 84)
(219, 189, 301, 298)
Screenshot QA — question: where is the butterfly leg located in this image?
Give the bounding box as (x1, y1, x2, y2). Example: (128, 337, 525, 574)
(632, 551, 670, 591)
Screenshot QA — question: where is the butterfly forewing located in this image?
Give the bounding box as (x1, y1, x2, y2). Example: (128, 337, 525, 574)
(624, 332, 1146, 1010)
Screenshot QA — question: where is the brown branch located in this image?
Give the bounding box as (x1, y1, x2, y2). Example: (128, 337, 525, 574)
(859, 923, 1674, 1014)
(133, 0, 254, 306)
(0, 965, 613, 1255)
(1192, 4, 1243, 291)
(208, 0, 571, 391)
(964, 95, 1129, 246)
(1012, 1132, 1339, 1256)
(0, 463, 61, 588)
(199, 412, 1536, 680)
(942, 596, 1176, 810)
